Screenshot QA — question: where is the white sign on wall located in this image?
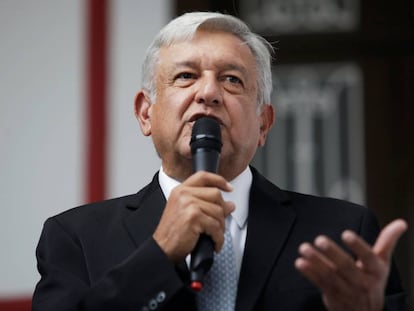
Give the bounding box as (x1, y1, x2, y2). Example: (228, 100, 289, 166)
(254, 63, 365, 205)
(240, 0, 360, 34)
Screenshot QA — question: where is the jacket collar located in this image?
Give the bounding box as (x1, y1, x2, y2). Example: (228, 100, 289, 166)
(123, 173, 166, 247)
(235, 167, 296, 311)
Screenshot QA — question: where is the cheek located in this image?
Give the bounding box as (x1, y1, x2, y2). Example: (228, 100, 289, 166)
(225, 119, 260, 148)
(160, 91, 199, 129)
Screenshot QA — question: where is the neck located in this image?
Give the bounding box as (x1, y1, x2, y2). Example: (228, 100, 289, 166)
(161, 161, 193, 182)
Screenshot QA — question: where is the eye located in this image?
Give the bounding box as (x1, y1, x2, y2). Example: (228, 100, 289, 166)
(173, 71, 197, 87)
(224, 75, 242, 85)
(175, 72, 196, 80)
(221, 74, 244, 94)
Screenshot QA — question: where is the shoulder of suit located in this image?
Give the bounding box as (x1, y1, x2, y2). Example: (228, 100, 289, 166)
(250, 166, 367, 214)
(50, 173, 160, 224)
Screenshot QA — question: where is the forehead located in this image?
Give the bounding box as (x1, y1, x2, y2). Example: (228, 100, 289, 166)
(157, 30, 257, 72)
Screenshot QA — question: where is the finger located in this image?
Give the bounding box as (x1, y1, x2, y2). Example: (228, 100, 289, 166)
(186, 189, 234, 219)
(198, 201, 226, 227)
(296, 257, 351, 308)
(296, 243, 335, 285)
(373, 219, 408, 262)
(205, 220, 225, 252)
(341, 230, 381, 273)
(295, 243, 351, 298)
(223, 201, 236, 216)
(170, 185, 229, 218)
(175, 200, 225, 251)
(187, 186, 227, 206)
(342, 219, 408, 273)
(188, 197, 226, 234)
(196, 201, 234, 252)
(314, 235, 361, 284)
(184, 171, 233, 192)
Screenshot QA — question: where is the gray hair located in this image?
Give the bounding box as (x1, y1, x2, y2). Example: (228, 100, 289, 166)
(141, 12, 274, 109)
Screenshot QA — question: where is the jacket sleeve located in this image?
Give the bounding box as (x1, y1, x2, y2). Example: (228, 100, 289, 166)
(32, 217, 190, 311)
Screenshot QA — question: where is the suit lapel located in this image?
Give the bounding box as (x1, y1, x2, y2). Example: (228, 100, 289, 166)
(122, 174, 191, 278)
(123, 175, 166, 248)
(236, 169, 296, 311)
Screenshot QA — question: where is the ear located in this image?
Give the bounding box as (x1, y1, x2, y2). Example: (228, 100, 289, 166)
(134, 90, 153, 136)
(258, 104, 275, 147)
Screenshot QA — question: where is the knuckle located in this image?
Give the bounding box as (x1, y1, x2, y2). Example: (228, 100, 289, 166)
(212, 219, 222, 231)
(173, 186, 189, 197)
(212, 188, 222, 198)
(195, 170, 209, 179)
(185, 205, 201, 222)
(207, 219, 222, 235)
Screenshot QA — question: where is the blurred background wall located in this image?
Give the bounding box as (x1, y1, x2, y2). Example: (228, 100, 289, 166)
(1, 0, 412, 310)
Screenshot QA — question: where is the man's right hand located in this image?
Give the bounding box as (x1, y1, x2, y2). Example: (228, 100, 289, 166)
(153, 171, 235, 262)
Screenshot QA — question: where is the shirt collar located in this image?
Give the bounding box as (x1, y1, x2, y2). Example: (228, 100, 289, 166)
(158, 166, 252, 230)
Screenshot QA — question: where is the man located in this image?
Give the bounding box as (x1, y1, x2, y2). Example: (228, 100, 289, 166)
(33, 12, 407, 311)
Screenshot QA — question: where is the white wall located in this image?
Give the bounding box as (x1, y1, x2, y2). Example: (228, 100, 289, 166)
(109, 0, 169, 197)
(0, 0, 169, 298)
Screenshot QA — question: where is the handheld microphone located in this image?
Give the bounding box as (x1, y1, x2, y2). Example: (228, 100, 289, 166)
(189, 116, 222, 292)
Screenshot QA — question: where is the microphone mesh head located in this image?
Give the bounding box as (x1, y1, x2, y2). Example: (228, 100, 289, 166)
(190, 117, 222, 154)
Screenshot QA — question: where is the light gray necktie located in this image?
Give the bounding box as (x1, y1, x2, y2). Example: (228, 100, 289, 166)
(196, 226, 238, 311)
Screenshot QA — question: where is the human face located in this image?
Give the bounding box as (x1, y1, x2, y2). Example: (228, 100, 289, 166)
(135, 30, 274, 181)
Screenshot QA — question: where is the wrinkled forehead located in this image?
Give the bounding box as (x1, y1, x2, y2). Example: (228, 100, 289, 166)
(157, 30, 257, 74)
(163, 30, 245, 53)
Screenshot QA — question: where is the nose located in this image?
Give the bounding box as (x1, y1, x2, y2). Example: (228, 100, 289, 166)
(194, 73, 223, 106)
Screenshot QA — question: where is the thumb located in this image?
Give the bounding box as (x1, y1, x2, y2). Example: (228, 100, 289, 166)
(373, 219, 408, 262)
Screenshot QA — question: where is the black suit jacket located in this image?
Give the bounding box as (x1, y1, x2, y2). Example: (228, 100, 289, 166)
(33, 167, 405, 310)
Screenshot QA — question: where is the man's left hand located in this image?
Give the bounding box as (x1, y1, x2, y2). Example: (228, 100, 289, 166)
(295, 219, 407, 311)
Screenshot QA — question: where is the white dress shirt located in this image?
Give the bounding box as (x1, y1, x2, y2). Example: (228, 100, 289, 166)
(158, 166, 252, 278)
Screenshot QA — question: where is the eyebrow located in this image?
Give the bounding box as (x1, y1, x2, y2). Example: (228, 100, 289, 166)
(172, 61, 199, 70)
(221, 63, 249, 77)
(172, 60, 249, 77)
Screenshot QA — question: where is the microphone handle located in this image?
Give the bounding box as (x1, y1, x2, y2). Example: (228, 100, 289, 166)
(192, 148, 220, 173)
(190, 234, 214, 290)
(190, 148, 220, 291)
